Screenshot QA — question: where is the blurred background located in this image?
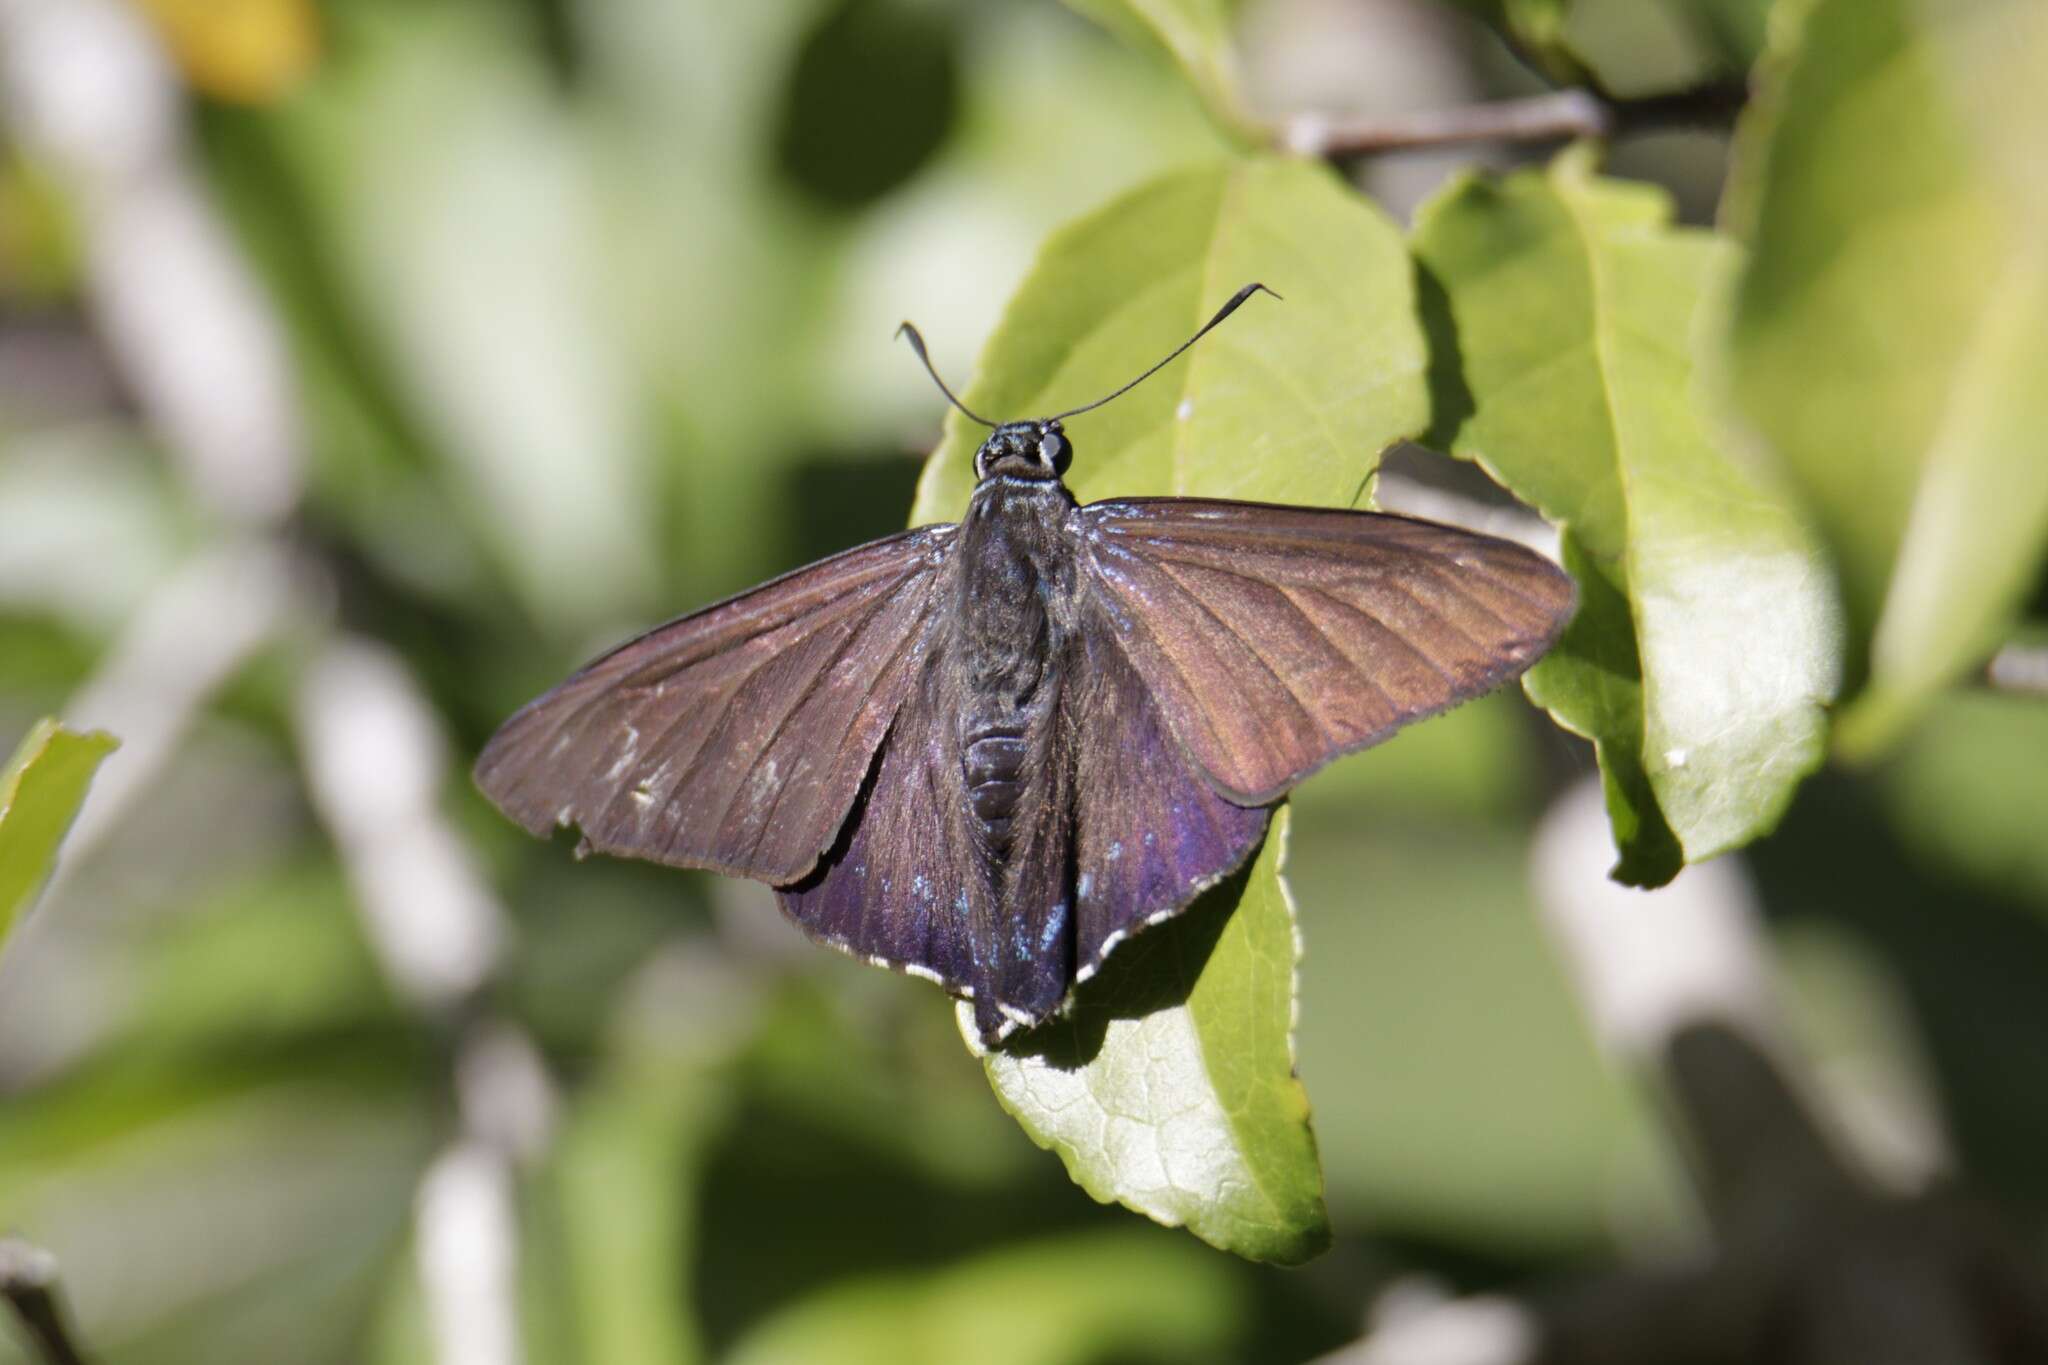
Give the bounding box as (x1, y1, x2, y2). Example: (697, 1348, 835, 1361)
(2, 1, 2047, 1362)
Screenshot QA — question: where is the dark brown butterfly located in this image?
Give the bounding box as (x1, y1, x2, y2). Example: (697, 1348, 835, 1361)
(475, 285, 1575, 1044)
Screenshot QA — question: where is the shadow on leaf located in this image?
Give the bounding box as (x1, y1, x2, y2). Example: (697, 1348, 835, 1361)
(994, 829, 1266, 1070)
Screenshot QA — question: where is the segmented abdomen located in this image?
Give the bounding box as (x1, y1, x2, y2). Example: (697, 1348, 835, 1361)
(963, 729, 1029, 848)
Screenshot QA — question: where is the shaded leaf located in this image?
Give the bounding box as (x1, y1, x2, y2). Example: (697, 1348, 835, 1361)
(726, 1229, 1245, 1365)
(1725, 0, 2048, 756)
(0, 718, 117, 953)
(1060, 0, 1259, 142)
(969, 812, 1330, 1265)
(1882, 687, 2048, 916)
(1286, 799, 1687, 1249)
(773, 0, 962, 211)
(276, 3, 664, 632)
(542, 1067, 716, 1365)
(1442, 0, 1592, 86)
(1413, 146, 1838, 886)
(1668, 0, 1773, 70)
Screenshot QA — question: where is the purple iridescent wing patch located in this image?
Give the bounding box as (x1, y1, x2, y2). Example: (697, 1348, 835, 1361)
(776, 661, 983, 999)
(1069, 630, 1269, 985)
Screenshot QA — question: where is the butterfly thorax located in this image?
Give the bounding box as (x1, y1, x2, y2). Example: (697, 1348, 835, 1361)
(951, 462, 1081, 854)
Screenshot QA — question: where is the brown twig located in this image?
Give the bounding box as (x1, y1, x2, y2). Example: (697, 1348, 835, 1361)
(0, 1239, 92, 1365)
(1282, 81, 1748, 159)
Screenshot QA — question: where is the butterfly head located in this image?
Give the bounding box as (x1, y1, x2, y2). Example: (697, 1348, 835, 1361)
(974, 420, 1071, 481)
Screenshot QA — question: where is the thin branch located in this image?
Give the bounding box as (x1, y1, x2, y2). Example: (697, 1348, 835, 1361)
(1282, 81, 1748, 159)
(0, 1239, 92, 1365)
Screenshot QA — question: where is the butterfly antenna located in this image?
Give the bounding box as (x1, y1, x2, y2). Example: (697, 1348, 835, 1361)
(1046, 282, 1280, 422)
(896, 322, 999, 429)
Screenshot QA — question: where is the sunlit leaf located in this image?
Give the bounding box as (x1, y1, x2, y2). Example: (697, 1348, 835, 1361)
(0, 718, 117, 953)
(1060, 0, 1260, 142)
(911, 157, 1426, 523)
(1413, 146, 1838, 885)
(970, 812, 1329, 1265)
(1725, 0, 2048, 757)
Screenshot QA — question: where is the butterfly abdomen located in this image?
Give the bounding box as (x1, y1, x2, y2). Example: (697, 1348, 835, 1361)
(963, 730, 1029, 846)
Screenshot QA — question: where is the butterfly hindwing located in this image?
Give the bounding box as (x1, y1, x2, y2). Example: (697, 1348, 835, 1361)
(474, 525, 956, 885)
(1069, 626, 1271, 984)
(1078, 498, 1575, 805)
(776, 645, 1076, 1042)
(776, 658, 985, 999)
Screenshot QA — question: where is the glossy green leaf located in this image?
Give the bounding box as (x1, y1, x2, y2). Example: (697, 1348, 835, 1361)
(0, 718, 118, 953)
(726, 1229, 1245, 1365)
(1413, 147, 1838, 886)
(1060, 0, 1259, 142)
(968, 811, 1329, 1265)
(1725, 0, 2048, 757)
(910, 156, 1426, 524)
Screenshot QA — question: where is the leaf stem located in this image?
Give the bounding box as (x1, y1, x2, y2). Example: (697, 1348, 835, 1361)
(1281, 82, 1748, 159)
(0, 1240, 93, 1365)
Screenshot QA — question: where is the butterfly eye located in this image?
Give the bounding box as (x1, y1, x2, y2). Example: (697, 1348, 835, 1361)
(1039, 431, 1071, 474)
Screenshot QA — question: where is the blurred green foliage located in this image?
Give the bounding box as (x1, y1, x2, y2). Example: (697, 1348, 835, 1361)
(0, 720, 116, 945)
(2, 0, 2046, 1362)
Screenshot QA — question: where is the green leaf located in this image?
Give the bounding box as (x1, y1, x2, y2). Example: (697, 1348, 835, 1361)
(1668, 0, 1773, 70)
(968, 811, 1330, 1265)
(1881, 685, 2048, 916)
(1060, 0, 1260, 143)
(1413, 146, 1838, 886)
(726, 1229, 1246, 1365)
(1442, 0, 1592, 86)
(0, 718, 118, 952)
(1725, 0, 2048, 757)
(1286, 800, 1687, 1249)
(910, 156, 1427, 525)
(542, 1068, 714, 1365)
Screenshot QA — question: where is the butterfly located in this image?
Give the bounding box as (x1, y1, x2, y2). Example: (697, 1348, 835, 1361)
(475, 284, 1576, 1045)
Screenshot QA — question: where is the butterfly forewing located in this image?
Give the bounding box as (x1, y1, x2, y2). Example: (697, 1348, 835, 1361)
(1078, 499, 1576, 805)
(474, 525, 956, 884)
